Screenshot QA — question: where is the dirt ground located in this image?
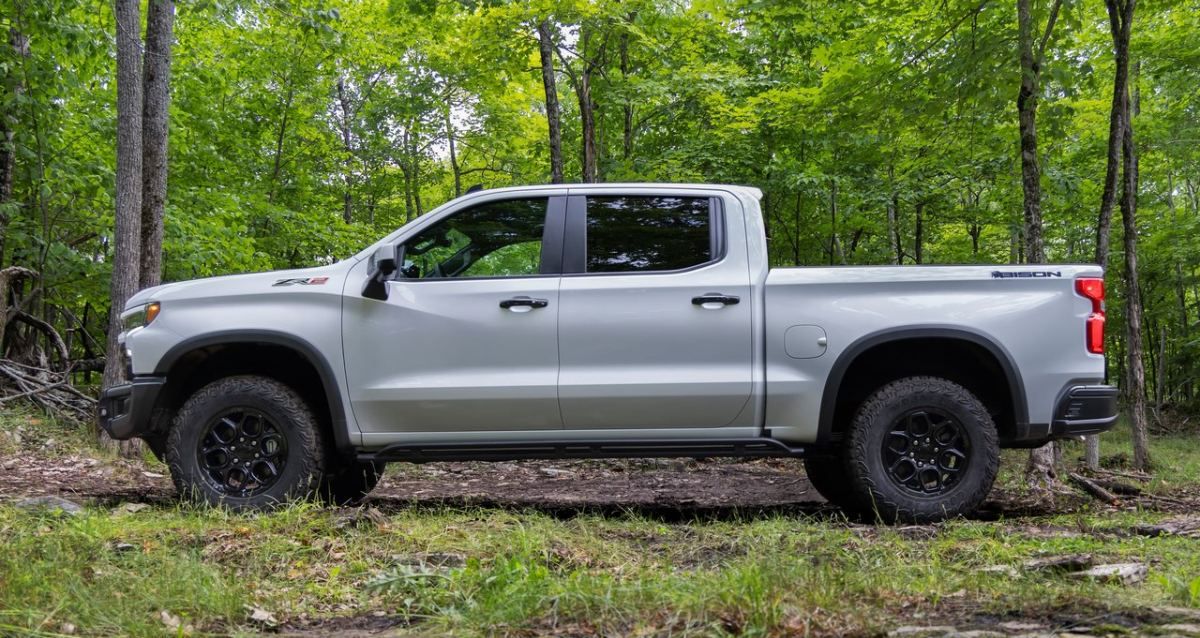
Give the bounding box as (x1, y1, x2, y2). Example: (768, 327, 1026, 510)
(1, 447, 1194, 520)
(0, 450, 825, 513)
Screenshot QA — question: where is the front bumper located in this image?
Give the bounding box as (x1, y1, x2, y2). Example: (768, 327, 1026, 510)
(97, 376, 166, 440)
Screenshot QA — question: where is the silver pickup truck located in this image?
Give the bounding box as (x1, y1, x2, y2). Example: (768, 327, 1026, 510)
(99, 183, 1117, 522)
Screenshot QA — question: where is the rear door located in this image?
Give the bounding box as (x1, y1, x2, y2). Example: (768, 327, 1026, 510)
(556, 189, 755, 429)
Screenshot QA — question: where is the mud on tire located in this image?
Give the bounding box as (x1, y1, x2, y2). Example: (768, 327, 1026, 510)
(166, 375, 326, 511)
(845, 376, 999, 524)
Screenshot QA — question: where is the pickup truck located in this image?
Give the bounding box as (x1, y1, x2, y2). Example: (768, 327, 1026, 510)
(99, 183, 1118, 522)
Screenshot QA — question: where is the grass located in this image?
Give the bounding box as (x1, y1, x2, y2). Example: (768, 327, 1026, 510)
(1, 411, 1199, 636)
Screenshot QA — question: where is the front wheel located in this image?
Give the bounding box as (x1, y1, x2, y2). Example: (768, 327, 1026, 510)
(166, 375, 327, 511)
(845, 376, 999, 524)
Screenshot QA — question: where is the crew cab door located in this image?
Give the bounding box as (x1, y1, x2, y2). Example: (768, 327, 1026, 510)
(557, 190, 755, 429)
(343, 194, 565, 435)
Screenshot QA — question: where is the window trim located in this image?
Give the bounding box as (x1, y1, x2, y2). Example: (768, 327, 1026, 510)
(390, 195, 567, 282)
(561, 194, 726, 277)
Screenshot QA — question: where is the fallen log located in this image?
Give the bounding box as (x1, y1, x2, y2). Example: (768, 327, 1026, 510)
(1068, 472, 1120, 505)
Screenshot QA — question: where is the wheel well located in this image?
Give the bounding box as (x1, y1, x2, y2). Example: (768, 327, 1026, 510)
(149, 343, 335, 450)
(827, 337, 1019, 444)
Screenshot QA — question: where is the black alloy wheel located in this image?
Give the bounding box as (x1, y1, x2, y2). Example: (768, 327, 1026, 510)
(881, 408, 970, 496)
(197, 409, 289, 497)
(843, 376, 999, 523)
(167, 375, 326, 511)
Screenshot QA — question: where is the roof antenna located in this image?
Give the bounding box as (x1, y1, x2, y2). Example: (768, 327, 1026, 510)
(465, 184, 484, 194)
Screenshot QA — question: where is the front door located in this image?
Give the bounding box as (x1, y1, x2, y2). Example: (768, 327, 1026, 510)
(343, 195, 565, 434)
(557, 191, 755, 429)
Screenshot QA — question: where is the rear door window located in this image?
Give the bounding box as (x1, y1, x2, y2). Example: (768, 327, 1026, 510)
(584, 196, 714, 273)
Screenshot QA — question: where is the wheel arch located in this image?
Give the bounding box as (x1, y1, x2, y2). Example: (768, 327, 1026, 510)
(151, 330, 354, 456)
(817, 326, 1029, 446)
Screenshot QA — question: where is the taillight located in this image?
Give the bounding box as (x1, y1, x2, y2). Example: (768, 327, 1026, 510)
(1075, 277, 1105, 354)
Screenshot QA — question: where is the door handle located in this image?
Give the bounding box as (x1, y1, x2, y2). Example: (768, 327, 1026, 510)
(692, 293, 740, 307)
(499, 296, 549, 310)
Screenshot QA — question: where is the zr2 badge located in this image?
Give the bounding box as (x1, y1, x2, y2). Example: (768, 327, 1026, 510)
(273, 276, 329, 287)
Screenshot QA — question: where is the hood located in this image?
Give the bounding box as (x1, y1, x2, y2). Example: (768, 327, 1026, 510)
(123, 264, 346, 311)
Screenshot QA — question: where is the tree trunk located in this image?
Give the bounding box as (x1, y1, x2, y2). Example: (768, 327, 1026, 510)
(104, 0, 144, 456)
(887, 165, 900, 265)
(1017, 0, 1062, 491)
(1087, 0, 1135, 470)
(409, 121, 423, 216)
(1015, 0, 1060, 266)
(576, 27, 598, 184)
(791, 192, 802, 266)
(0, 28, 29, 269)
(829, 180, 842, 265)
(336, 76, 354, 223)
(139, 0, 173, 288)
(914, 201, 924, 265)
(267, 84, 296, 203)
(1120, 92, 1151, 472)
(1095, 0, 1134, 270)
(620, 19, 633, 160)
(537, 20, 564, 184)
(445, 103, 461, 197)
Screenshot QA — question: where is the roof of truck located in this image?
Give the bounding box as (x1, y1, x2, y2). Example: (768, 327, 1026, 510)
(457, 183, 764, 200)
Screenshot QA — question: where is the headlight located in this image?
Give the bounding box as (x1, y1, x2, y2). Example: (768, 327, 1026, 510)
(121, 302, 161, 332)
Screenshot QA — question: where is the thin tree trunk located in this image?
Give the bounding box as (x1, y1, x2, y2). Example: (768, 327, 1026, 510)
(914, 201, 924, 265)
(537, 20, 564, 184)
(576, 27, 598, 184)
(336, 76, 354, 223)
(1015, 0, 1060, 266)
(139, 0, 173, 288)
(887, 164, 900, 265)
(1095, 0, 1134, 270)
(105, 0, 144, 456)
(1088, 0, 1136, 470)
(267, 84, 296, 203)
(445, 103, 461, 197)
(1155, 324, 1165, 416)
(792, 192, 802, 266)
(400, 128, 413, 222)
(1121, 86, 1151, 471)
(620, 17, 634, 160)
(1017, 0, 1063, 489)
(829, 180, 843, 265)
(410, 121, 423, 216)
(0, 28, 29, 268)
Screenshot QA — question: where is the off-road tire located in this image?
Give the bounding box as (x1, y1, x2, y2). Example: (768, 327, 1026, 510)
(803, 454, 864, 516)
(166, 375, 326, 511)
(319, 460, 385, 505)
(845, 376, 999, 524)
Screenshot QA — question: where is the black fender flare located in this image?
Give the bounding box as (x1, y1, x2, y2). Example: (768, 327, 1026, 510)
(816, 326, 1029, 444)
(154, 330, 354, 455)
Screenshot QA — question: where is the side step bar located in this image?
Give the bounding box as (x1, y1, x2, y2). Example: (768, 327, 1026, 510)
(360, 438, 806, 464)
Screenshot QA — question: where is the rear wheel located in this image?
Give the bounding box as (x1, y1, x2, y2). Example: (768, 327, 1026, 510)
(166, 375, 326, 511)
(320, 460, 384, 505)
(845, 376, 998, 524)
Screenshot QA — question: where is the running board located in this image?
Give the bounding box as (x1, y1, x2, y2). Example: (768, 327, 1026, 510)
(360, 438, 806, 464)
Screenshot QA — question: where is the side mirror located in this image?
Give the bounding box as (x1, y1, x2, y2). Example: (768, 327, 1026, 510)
(362, 244, 398, 301)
